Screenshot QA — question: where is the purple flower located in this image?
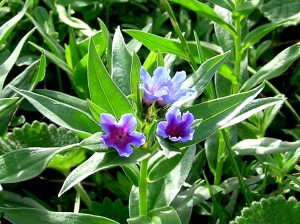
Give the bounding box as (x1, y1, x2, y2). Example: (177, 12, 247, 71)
(100, 113, 146, 157)
(139, 67, 169, 107)
(156, 106, 195, 142)
(139, 67, 195, 108)
(159, 71, 195, 105)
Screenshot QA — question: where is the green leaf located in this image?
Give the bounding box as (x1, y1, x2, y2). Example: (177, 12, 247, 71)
(0, 28, 35, 92)
(1, 120, 80, 150)
(0, 207, 118, 224)
(241, 43, 300, 91)
(124, 30, 235, 82)
(59, 149, 150, 196)
(130, 52, 142, 98)
(241, 16, 300, 53)
(260, 0, 300, 26)
(111, 26, 132, 96)
(26, 13, 65, 59)
(232, 0, 260, 20)
(10, 87, 100, 138)
(28, 42, 74, 82)
(128, 206, 181, 224)
(221, 96, 285, 129)
(182, 51, 231, 99)
(177, 84, 265, 147)
(56, 4, 94, 36)
(121, 164, 140, 187)
(81, 198, 129, 224)
(0, 0, 29, 46)
(47, 148, 86, 173)
(129, 145, 196, 217)
(230, 196, 300, 224)
(147, 147, 190, 182)
(171, 0, 236, 36)
(0, 144, 77, 183)
(79, 132, 107, 153)
(87, 38, 133, 119)
(232, 138, 300, 155)
(208, 0, 235, 11)
(3, 191, 47, 210)
(127, 24, 152, 54)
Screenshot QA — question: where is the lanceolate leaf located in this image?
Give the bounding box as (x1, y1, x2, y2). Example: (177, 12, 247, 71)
(0, 28, 35, 93)
(0, 0, 30, 46)
(241, 43, 300, 91)
(232, 138, 300, 155)
(171, 0, 236, 36)
(87, 38, 133, 119)
(59, 149, 150, 196)
(10, 87, 100, 138)
(111, 26, 132, 96)
(0, 207, 118, 224)
(124, 30, 236, 82)
(0, 144, 77, 184)
(182, 51, 231, 98)
(178, 83, 265, 147)
(221, 96, 285, 129)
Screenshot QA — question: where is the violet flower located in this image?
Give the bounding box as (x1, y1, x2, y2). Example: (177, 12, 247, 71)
(139, 67, 195, 108)
(159, 71, 196, 106)
(156, 106, 195, 142)
(139, 66, 169, 107)
(100, 113, 146, 157)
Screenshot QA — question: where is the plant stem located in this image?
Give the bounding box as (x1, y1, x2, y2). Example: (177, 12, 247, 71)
(214, 131, 226, 186)
(162, 0, 197, 71)
(221, 129, 253, 206)
(139, 157, 149, 216)
(233, 15, 241, 94)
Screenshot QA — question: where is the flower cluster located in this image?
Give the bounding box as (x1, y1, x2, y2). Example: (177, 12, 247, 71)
(99, 67, 195, 157)
(139, 67, 195, 108)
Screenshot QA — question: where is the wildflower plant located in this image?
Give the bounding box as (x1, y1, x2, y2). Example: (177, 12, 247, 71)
(0, 0, 299, 223)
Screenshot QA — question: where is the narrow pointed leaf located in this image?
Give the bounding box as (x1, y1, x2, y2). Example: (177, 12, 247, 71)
(88, 38, 133, 119)
(111, 26, 132, 96)
(241, 43, 300, 91)
(171, 0, 236, 36)
(0, 145, 77, 183)
(0, 28, 35, 92)
(59, 149, 150, 196)
(10, 87, 100, 138)
(0, 207, 118, 224)
(178, 84, 265, 146)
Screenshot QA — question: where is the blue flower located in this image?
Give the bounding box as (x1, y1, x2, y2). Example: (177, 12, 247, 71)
(100, 113, 146, 157)
(156, 106, 194, 142)
(159, 71, 195, 105)
(139, 67, 195, 108)
(139, 67, 169, 107)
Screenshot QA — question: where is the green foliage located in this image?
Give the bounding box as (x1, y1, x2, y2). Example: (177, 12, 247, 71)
(82, 198, 129, 224)
(230, 196, 300, 224)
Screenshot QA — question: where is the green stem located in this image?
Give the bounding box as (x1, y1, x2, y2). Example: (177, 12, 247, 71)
(221, 129, 253, 206)
(162, 0, 197, 71)
(233, 16, 242, 94)
(56, 66, 63, 92)
(214, 131, 226, 186)
(139, 157, 149, 216)
(62, 170, 92, 210)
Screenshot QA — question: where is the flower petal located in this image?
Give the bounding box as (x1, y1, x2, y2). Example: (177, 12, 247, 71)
(156, 121, 169, 138)
(100, 113, 117, 132)
(128, 131, 146, 146)
(119, 113, 137, 132)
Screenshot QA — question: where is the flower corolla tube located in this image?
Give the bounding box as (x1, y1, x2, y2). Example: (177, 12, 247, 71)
(156, 106, 195, 142)
(100, 113, 146, 157)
